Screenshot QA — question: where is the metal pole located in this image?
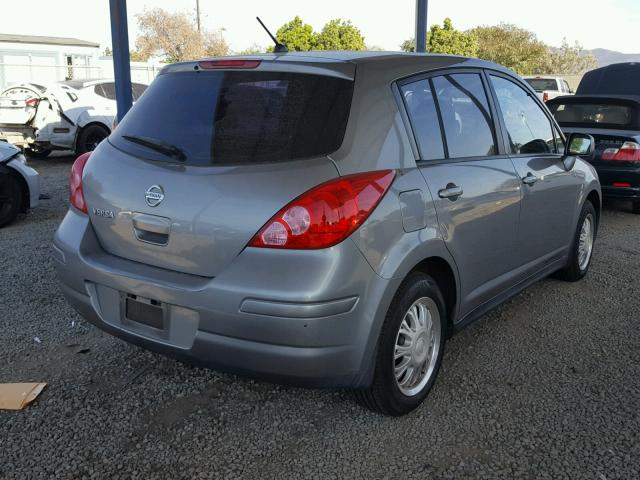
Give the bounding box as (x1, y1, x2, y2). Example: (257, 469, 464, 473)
(196, 0, 201, 33)
(109, 0, 133, 121)
(415, 0, 428, 53)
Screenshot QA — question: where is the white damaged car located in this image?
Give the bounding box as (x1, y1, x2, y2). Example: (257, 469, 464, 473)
(0, 79, 147, 157)
(0, 140, 39, 227)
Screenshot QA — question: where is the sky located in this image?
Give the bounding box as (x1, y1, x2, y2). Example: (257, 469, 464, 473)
(4, 0, 640, 54)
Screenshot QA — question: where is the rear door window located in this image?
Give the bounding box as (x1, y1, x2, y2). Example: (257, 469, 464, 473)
(94, 82, 116, 100)
(111, 71, 354, 165)
(432, 73, 497, 158)
(525, 78, 558, 92)
(490, 75, 557, 154)
(400, 79, 445, 160)
(132, 83, 147, 100)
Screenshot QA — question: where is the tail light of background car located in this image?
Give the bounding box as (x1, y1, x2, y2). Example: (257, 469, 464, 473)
(601, 141, 640, 162)
(69, 152, 92, 213)
(249, 170, 396, 249)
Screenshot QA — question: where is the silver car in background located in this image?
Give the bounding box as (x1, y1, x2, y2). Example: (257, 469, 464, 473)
(0, 140, 39, 228)
(53, 52, 601, 415)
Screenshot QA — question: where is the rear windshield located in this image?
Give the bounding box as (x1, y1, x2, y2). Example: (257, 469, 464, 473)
(110, 71, 354, 165)
(525, 78, 558, 92)
(548, 102, 635, 129)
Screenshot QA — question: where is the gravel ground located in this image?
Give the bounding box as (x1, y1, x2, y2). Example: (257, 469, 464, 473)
(1, 154, 639, 479)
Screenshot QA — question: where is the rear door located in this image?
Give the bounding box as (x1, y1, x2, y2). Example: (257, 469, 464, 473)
(399, 70, 522, 318)
(488, 73, 579, 270)
(83, 65, 355, 277)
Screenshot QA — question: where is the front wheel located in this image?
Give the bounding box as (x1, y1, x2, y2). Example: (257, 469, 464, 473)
(556, 201, 597, 282)
(0, 171, 23, 228)
(632, 201, 640, 215)
(356, 272, 446, 416)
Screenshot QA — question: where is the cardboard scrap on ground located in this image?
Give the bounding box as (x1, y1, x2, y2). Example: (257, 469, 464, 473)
(0, 383, 47, 410)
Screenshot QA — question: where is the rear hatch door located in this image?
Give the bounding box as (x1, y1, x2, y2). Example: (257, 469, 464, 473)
(83, 60, 355, 277)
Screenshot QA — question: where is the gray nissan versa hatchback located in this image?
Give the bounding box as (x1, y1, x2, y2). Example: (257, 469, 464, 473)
(53, 52, 601, 415)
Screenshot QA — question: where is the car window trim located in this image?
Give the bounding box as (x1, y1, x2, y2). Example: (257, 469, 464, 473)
(484, 70, 564, 158)
(395, 67, 508, 164)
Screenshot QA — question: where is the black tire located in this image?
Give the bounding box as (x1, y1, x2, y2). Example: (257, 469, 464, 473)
(25, 146, 52, 158)
(355, 272, 447, 416)
(76, 124, 109, 155)
(555, 201, 597, 282)
(0, 171, 23, 228)
(632, 201, 640, 215)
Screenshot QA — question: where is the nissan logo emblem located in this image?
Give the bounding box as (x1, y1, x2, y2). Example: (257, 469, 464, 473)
(145, 185, 164, 207)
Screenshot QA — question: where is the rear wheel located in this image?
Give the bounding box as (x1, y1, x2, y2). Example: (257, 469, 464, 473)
(25, 146, 51, 158)
(76, 124, 109, 155)
(632, 201, 640, 214)
(556, 201, 597, 282)
(355, 272, 446, 416)
(0, 171, 23, 228)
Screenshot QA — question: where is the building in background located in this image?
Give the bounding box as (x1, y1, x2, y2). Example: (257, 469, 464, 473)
(0, 34, 160, 89)
(0, 34, 100, 87)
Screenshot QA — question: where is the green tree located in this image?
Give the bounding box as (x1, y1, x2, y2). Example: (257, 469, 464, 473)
(537, 39, 598, 74)
(400, 18, 478, 56)
(316, 19, 366, 51)
(470, 23, 546, 74)
(274, 16, 317, 52)
(237, 43, 264, 55)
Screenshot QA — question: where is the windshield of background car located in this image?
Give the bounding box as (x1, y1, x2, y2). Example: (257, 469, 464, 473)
(548, 101, 636, 129)
(110, 70, 354, 165)
(525, 79, 558, 92)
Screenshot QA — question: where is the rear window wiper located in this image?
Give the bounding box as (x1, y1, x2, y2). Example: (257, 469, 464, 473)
(121, 135, 186, 162)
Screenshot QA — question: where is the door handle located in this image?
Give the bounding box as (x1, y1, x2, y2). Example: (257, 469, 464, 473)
(438, 183, 463, 200)
(522, 173, 539, 185)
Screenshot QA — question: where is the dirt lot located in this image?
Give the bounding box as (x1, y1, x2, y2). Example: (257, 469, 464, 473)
(1, 154, 639, 479)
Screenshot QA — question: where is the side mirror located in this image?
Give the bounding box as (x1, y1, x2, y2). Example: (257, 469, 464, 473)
(563, 133, 595, 170)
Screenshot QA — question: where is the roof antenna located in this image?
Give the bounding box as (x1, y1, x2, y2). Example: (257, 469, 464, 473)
(256, 17, 288, 53)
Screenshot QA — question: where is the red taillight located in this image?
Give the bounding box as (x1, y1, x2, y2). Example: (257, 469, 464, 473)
(613, 182, 631, 188)
(25, 97, 39, 108)
(542, 92, 549, 102)
(69, 152, 92, 213)
(249, 170, 396, 249)
(198, 59, 261, 69)
(601, 141, 640, 162)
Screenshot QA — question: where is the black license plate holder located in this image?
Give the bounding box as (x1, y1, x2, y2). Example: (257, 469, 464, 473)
(125, 296, 164, 330)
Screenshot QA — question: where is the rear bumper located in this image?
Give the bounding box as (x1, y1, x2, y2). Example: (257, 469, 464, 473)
(53, 209, 398, 388)
(0, 126, 35, 148)
(596, 166, 640, 200)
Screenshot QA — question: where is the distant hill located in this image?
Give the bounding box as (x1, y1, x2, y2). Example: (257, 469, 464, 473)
(587, 48, 640, 67)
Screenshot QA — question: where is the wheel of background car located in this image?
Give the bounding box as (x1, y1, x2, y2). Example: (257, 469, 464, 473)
(633, 202, 640, 215)
(356, 272, 447, 416)
(25, 146, 51, 158)
(555, 200, 597, 282)
(0, 170, 23, 228)
(76, 124, 110, 155)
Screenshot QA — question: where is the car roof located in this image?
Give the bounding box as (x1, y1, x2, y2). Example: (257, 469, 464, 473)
(577, 62, 640, 95)
(167, 51, 515, 76)
(60, 79, 112, 89)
